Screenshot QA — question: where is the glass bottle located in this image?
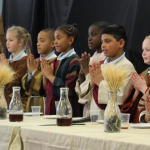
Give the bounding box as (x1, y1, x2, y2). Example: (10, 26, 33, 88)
(56, 87, 72, 126)
(9, 86, 23, 122)
(104, 90, 121, 133)
(0, 86, 7, 119)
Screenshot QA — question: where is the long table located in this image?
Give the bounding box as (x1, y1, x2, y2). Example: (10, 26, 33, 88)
(1, 116, 150, 150)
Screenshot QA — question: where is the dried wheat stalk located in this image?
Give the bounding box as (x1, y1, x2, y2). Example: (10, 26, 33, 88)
(102, 65, 127, 91)
(0, 64, 15, 87)
(0, 64, 15, 108)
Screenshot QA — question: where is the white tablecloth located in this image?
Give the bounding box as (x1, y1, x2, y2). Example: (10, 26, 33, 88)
(1, 116, 150, 150)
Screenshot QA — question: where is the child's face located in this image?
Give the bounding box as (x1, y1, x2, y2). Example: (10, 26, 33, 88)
(6, 31, 22, 53)
(142, 38, 150, 65)
(54, 30, 73, 54)
(37, 31, 54, 56)
(101, 34, 124, 61)
(88, 25, 101, 51)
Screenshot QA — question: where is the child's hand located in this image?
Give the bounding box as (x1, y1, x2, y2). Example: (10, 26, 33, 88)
(145, 94, 150, 114)
(144, 92, 150, 122)
(27, 54, 39, 73)
(131, 72, 147, 94)
(41, 57, 53, 78)
(89, 62, 103, 86)
(0, 53, 9, 66)
(79, 52, 90, 76)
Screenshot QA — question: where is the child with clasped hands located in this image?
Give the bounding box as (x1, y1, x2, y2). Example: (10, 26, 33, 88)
(76, 22, 109, 117)
(22, 28, 56, 112)
(128, 36, 150, 123)
(86, 25, 135, 119)
(40, 24, 81, 117)
(0, 26, 31, 109)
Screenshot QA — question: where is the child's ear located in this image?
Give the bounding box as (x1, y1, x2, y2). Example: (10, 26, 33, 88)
(19, 39, 24, 46)
(50, 41, 55, 48)
(69, 37, 74, 45)
(119, 39, 125, 48)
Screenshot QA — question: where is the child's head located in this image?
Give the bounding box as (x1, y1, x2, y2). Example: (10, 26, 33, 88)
(88, 21, 110, 52)
(101, 25, 127, 61)
(142, 35, 150, 65)
(37, 28, 55, 56)
(54, 24, 79, 54)
(6, 26, 31, 54)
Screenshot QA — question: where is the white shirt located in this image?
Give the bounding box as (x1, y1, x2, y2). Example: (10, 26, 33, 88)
(9, 50, 27, 62)
(40, 51, 57, 61)
(104, 52, 125, 65)
(57, 48, 76, 60)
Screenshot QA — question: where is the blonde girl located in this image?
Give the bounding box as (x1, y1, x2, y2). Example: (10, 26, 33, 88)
(0, 26, 31, 109)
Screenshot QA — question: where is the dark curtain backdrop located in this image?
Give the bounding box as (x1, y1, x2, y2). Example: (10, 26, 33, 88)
(2, 0, 150, 73)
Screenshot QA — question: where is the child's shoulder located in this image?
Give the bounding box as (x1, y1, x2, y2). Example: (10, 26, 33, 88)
(71, 54, 80, 59)
(117, 57, 135, 70)
(21, 55, 28, 60)
(122, 57, 134, 65)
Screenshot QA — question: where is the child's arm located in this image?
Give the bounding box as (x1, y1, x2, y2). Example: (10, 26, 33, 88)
(80, 52, 90, 76)
(138, 87, 150, 123)
(27, 54, 39, 74)
(22, 55, 39, 90)
(6, 57, 27, 90)
(41, 57, 55, 84)
(78, 69, 85, 84)
(42, 75, 47, 90)
(78, 52, 90, 84)
(131, 72, 148, 95)
(89, 62, 103, 88)
(0, 53, 9, 66)
(78, 62, 102, 98)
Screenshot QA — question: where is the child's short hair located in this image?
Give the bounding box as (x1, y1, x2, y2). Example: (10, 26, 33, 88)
(56, 24, 79, 46)
(41, 28, 55, 41)
(91, 21, 110, 31)
(101, 24, 127, 47)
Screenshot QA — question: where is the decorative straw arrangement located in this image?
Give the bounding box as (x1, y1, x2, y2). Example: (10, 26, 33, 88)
(0, 64, 15, 87)
(0, 63, 15, 119)
(102, 65, 127, 132)
(102, 65, 127, 91)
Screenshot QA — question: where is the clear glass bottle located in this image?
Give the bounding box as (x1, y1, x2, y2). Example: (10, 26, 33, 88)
(9, 86, 23, 122)
(104, 90, 121, 133)
(56, 87, 72, 126)
(0, 86, 7, 119)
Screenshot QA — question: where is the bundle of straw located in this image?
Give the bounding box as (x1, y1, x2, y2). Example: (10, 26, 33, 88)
(0, 64, 15, 87)
(0, 63, 15, 109)
(102, 65, 128, 132)
(102, 65, 127, 91)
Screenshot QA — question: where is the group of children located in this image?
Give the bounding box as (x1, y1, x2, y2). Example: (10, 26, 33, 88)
(1, 22, 150, 123)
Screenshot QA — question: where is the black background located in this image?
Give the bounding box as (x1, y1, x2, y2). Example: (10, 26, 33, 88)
(2, 0, 150, 73)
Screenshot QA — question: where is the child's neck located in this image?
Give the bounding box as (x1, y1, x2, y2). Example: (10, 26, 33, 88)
(42, 50, 53, 58)
(12, 49, 22, 58)
(62, 47, 73, 55)
(109, 51, 124, 62)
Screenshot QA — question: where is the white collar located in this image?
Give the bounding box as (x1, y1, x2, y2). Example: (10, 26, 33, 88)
(9, 50, 27, 62)
(40, 51, 57, 61)
(57, 48, 76, 60)
(104, 52, 125, 65)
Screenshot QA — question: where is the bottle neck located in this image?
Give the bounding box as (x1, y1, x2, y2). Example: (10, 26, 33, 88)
(13, 90, 20, 95)
(108, 90, 117, 103)
(60, 90, 68, 100)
